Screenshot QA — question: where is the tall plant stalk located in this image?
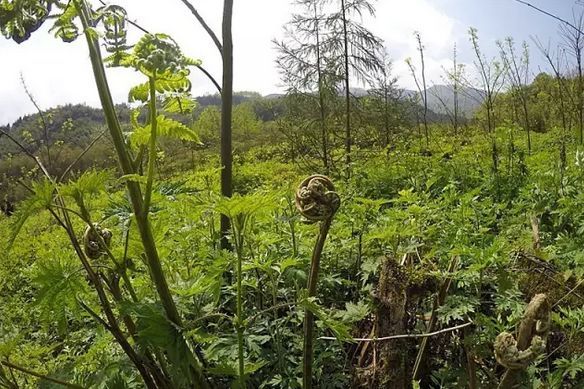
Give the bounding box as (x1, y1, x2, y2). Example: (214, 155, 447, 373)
(220, 0, 234, 250)
(233, 226, 246, 387)
(144, 76, 158, 213)
(295, 175, 340, 389)
(73, 1, 208, 387)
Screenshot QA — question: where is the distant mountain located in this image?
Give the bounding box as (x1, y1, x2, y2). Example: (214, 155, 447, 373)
(404, 85, 483, 117)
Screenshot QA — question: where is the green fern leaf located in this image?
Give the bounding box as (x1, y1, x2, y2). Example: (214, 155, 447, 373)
(155, 71, 192, 94)
(33, 256, 87, 334)
(158, 115, 199, 142)
(129, 74, 193, 103)
(60, 170, 109, 201)
(118, 174, 147, 184)
(162, 95, 197, 114)
(130, 115, 200, 146)
(48, 2, 78, 43)
(8, 179, 56, 250)
(129, 82, 149, 103)
(0, 0, 52, 43)
(298, 293, 352, 342)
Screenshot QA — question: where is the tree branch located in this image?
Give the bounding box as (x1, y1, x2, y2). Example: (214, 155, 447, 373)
(58, 128, 107, 182)
(178, 0, 223, 56)
(196, 64, 221, 93)
(0, 360, 85, 389)
(318, 321, 473, 342)
(512, 0, 584, 35)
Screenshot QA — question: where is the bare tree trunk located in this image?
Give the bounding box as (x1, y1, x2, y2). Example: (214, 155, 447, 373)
(354, 257, 408, 388)
(453, 44, 459, 136)
(384, 89, 390, 147)
(315, 2, 328, 173)
(341, 0, 352, 178)
(220, 0, 234, 250)
(420, 40, 429, 150)
(575, 20, 584, 146)
(463, 327, 478, 389)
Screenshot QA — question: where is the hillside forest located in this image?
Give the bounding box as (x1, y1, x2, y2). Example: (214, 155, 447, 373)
(3, 0, 584, 388)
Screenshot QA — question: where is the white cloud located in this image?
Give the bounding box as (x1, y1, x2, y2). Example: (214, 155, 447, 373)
(370, 0, 461, 90)
(0, 0, 466, 125)
(0, 0, 292, 125)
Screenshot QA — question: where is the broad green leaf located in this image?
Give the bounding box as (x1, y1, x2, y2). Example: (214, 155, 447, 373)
(337, 301, 370, 323)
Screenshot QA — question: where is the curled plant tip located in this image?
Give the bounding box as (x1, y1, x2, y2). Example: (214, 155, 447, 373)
(296, 175, 340, 389)
(494, 332, 546, 369)
(526, 293, 551, 337)
(83, 223, 113, 260)
(295, 175, 340, 222)
(495, 293, 550, 388)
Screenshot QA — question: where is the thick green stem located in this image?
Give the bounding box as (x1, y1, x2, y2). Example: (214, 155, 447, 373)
(73, 2, 208, 387)
(234, 229, 245, 387)
(144, 77, 157, 214)
(303, 217, 333, 389)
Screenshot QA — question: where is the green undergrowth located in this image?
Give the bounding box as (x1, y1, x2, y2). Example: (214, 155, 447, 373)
(2, 127, 584, 387)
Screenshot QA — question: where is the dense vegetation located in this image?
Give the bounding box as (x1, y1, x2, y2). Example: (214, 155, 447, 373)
(3, 0, 584, 388)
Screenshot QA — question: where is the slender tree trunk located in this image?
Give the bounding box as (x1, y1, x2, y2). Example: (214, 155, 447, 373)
(453, 45, 459, 135)
(341, 0, 352, 178)
(420, 44, 429, 150)
(487, 97, 498, 174)
(522, 97, 531, 153)
(314, 3, 328, 173)
(578, 49, 583, 144)
(220, 0, 234, 250)
(384, 89, 390, 147)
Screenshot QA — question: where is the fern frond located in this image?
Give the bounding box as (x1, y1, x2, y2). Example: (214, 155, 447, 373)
(33, 255, 87, 334)
(48, 2, 78, 43)
(60, 170, 109, 199)
(129, 82, 149, 103)
(8, 179, 56, 250)
(60, 170, 110, 201)
(0, 0, 52, 43)
(130, 115, 200, 146)
(162, 95, 197, 114)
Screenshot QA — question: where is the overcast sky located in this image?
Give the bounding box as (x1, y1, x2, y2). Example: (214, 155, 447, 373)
(0, 0, 581, 126)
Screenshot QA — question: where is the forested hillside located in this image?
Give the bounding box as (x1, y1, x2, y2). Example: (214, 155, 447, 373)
(3, 1, 584, 388)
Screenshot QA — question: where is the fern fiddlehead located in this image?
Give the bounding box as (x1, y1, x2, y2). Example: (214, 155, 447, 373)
(82, 222, 112, 260)
(495, 293, 550, 388)
(0, 0, 52, 43)
(296, 175, 340, 389)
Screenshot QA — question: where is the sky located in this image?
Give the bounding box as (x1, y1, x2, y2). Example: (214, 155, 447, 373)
(0, 0, 582, 126)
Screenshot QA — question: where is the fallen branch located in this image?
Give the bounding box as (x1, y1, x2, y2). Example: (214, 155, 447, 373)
(318, 321, 472, 342)
(0, 360, 85, 389)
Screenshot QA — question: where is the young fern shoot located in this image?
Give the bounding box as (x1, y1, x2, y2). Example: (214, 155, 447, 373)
(295, 175, 340, 389)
